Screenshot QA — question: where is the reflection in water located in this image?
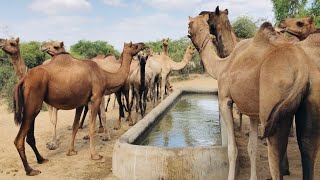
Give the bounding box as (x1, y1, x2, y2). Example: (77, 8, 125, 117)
(138, 94, 221, 147)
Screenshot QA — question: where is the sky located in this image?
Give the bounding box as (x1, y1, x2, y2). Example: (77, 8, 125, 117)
(0, 0, 274, 50)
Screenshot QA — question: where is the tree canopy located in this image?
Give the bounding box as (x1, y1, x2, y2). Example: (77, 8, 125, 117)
(232, 16, 257, 39)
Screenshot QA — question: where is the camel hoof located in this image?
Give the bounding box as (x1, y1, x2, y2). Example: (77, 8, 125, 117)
(114, 125, 121, 130)
(98, 127, 104, 133)
(128, 122, 135, 126)
(102, 136, 111, 141)
(83, 135, 90, 140)
(27, 169, 41, 176)
(91, 154, 103, 160)
(46, 142, 58, 150)
(283, 169, 290, 176)
(38, 158, 49, 164)
(67, 150, 78, 156)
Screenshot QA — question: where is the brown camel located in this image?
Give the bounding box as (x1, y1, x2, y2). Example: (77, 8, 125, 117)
(161, 38, 169, 56)
(150, 45, 195, 101)
(0, 38, 63, 150)
(188, 14, 320, 180)
(12, 42, 145, 176)
(41, 41, 105, 138)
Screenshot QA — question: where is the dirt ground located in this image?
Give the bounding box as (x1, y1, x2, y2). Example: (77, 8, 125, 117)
(0, 74, 318, 180)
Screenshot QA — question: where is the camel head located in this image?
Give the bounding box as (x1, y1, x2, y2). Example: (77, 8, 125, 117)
(162, 38, 170, 46)
(186, 45, 196, 56)
(278, 16, 316, 40)
(137, 50, 148, 66)
(199, 6, 234, 57)
(0, 37, 20, 55)
(123, 42, 146, 56)
(41, 41, 66, 56)
(188, 14, 215, 52)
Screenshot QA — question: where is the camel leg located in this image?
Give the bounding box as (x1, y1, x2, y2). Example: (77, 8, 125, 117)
(100, 97, 111, 141)
(114, 91, 123, 130)
(113, 94, 117, 108)
(281, 151, 290, 176)
(143, 88, 148, 115)
(160, 75, 166, 101)
(295, 101, 320, 180)
(105, 95, 111, 112)
(26, 120, 48, 164)
(128, 85, 135, 126)
(46, 104, 59, 150)
(266, 118, 292, 180)
(219, 98, 237, 180)
(97, 107, 104, 133)
(79, 105, 88, 129)
(139, 88, 144, 117)
(89, 98, 104, 160)
(123, 88, 130, 114)
(248, 118, 258, 180)
(67, 106, 83, 156)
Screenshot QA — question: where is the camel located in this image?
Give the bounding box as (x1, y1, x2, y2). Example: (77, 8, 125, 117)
(12, 42, 145, 176)
(149, 45, 195, 101)
(161, 38, 169, 56)
(199, 6, 238, 58)
(41, 42, 105, 135)
(188, 14, 320, 180)
(129, 51, 153, 118)
(278, 16, 317, 41)
(0, 38, 62, 150)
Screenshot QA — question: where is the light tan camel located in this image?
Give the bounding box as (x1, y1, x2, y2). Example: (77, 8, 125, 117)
(188, 14, 320, 180)
(150, 45, 195, 101)
(278, 16, 317, 41)
(0, 38, 62, 150)
(12, 42, 145, 176)
(161, 38, 169, 56)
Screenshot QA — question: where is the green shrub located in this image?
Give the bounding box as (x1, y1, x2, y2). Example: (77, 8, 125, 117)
(232, 16, 257, 39)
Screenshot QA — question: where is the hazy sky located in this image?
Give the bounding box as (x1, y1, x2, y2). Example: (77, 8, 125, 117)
(0, 0, 274, 50)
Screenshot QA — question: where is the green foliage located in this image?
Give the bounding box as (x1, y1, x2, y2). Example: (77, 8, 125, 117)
(311, 0, 320, 27)
(70, 40, 120, 59)
(232, 16, 257, 39)
(146, 36, 203, 76)
(20, 41, 50, 69)
(271, 0, 307, 22)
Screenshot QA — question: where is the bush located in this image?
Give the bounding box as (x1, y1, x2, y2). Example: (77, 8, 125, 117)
(70, 40, 120, 59)
(232, 16, 257, 39)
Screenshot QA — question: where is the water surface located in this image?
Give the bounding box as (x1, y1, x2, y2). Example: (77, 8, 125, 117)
(137, 94, 221, 147)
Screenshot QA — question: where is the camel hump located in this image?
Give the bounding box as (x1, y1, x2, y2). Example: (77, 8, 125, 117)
(259, 22, 274, 32)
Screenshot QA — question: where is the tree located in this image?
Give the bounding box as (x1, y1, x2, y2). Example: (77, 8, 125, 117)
(20, 41, 50, 68)
(232, 16, 257, 39)
(310, 0, 320, 27)
(70, 40, 120, 59)
(271, 0, 307, 22)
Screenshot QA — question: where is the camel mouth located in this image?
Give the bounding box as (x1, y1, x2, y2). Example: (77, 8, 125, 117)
(274, 27, 286, 33)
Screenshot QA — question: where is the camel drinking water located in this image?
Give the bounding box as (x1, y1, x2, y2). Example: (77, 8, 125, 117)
(188, 14, 320, 180)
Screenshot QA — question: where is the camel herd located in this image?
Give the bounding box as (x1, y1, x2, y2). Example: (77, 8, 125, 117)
(0, 5, 319, 180)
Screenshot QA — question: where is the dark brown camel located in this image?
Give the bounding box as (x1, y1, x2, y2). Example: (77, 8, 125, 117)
(13, 42, 145, 176)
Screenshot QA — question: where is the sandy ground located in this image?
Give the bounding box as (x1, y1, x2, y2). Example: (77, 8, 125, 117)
(0, 74, 318, 180)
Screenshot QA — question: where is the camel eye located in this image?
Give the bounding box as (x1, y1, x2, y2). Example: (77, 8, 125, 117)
(10, 42, 15, 46)
(54, 46, 59, 49)
(296, 21, 304, 27)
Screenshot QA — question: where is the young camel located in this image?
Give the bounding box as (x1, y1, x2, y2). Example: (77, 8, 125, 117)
(0, 38, 62, 150)
(41, 42, 105, 134)
(188, 14, 320, 180)
(129, 52, 153, 119)
(149, 45, 195, 101)
(12, 42, 145, 176)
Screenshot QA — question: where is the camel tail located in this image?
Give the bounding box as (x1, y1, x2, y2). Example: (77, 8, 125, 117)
(13, 79, 25, 126)
(263, 70, 308, 138)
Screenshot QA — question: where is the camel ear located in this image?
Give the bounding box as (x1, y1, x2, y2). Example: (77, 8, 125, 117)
(189, 16, 195, 22)
(60, 41, 64, 48)
(203, 14, 209, 21)
(215, 6, 220, 15)
(309, 16, 314, 24)
(225, 9, 228, 15)
(15, 37, 20, 44)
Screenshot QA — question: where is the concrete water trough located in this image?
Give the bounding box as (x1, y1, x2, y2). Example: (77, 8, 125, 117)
(111, 87, 229, 180)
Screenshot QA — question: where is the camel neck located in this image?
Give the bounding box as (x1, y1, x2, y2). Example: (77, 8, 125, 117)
(199, 40, 229, 80)
(103, 52, 132, 89)
(170, 49, 193, 71)
(10, 51, 27, 80)
(163, 45, 168, 56)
